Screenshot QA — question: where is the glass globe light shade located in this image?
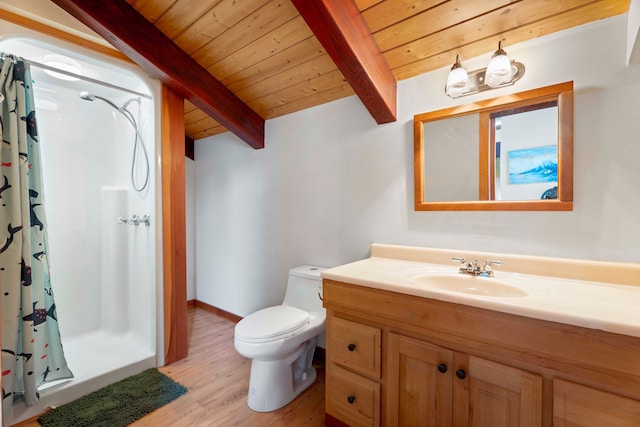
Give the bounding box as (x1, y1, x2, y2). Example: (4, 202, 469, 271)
(485, 48, 513, 88)
(445, 57, 469, 98)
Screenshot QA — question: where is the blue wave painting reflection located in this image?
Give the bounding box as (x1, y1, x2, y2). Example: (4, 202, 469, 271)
(508, 145, 558, 184)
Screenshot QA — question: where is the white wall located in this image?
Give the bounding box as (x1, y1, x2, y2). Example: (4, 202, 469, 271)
(186, 157, 196, 301)
(194, 15, 640, 317)
(628, 0, 640, 63)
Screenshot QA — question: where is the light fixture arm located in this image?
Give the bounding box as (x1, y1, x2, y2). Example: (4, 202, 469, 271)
(451, 54, 464, 70)
(492, 41, 507, 58)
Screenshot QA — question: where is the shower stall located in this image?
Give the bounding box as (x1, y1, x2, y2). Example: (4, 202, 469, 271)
(0, 20, 162, 425)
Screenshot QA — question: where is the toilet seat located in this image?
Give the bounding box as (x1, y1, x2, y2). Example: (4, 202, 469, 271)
(236, 305, 309, 343)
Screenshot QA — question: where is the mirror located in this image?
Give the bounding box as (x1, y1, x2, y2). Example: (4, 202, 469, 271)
(414, 81, 573, 211)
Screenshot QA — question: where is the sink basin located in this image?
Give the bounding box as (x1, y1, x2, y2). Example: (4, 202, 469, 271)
(413, 274, 529, 298)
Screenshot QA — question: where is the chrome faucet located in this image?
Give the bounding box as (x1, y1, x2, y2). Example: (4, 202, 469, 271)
(130, 214, 151, 226)
(452, 257, 501, 277)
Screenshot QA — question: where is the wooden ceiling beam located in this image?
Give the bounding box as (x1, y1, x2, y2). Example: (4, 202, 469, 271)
(291, 0, 397, 124)
(51, 0, 265, 149)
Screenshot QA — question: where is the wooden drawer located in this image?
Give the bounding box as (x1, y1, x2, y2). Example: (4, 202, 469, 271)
(328, 316, 381, 378)
(327, 364, 380, 427)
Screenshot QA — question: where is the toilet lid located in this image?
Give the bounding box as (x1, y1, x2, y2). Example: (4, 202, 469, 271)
(235, 305, 309, 341)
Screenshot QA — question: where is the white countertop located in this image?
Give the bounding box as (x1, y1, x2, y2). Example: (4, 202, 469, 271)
(322, 245, 640, 339)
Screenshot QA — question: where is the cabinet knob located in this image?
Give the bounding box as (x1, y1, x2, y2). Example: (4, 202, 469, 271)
(347, 395, 355, 404)
(347, 343, 356, 352)
(456, 369, 467, 380)
(437, 363, 447, 373)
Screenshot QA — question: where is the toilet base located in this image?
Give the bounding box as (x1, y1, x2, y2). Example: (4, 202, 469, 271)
(247, 338, 318, 412)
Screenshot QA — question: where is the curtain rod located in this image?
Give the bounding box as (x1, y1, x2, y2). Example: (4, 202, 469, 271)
(0, 52, 152, 100)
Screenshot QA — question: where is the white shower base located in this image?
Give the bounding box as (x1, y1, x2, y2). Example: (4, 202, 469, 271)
(9, 331, 155, 425)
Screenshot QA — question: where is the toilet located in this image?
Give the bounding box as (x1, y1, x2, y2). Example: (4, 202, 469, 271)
(233, 265, 326, 412)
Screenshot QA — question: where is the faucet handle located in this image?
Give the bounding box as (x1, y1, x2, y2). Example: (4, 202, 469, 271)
(483, 260, 502, 273)
(451, 257, 466, 268)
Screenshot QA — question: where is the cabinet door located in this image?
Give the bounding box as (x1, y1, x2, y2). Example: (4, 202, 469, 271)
(553, 379, 640, 426)
(462, 356, 542, 427)
(387, 333, 453, 427)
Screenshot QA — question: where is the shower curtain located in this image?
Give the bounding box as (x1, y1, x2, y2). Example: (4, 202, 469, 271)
(0, 55, 73, 421)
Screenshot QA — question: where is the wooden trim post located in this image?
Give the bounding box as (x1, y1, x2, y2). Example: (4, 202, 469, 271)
(162, 85, 188, 364)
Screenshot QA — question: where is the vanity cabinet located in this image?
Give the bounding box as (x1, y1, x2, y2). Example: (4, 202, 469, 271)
(323, 279, 640, 427)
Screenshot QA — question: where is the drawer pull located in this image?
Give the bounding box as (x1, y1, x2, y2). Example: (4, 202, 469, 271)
(347, 395, 356, 404)
(437, 363, 447, 373)
(456, 369, 467, 380)
(347, 343, 356, 352)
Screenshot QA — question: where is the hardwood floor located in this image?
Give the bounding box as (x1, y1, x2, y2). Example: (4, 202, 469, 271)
(13, 307, 326, 426)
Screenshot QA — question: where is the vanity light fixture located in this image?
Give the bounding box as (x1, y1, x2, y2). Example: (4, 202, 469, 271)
(445, 41, 525, 98)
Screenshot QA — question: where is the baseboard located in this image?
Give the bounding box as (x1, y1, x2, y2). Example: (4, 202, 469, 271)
(186, 299, 196, 309)
(192, 300, 243, 323)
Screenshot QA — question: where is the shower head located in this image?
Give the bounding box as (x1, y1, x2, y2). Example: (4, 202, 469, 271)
(79, 91, 95, 101)
(80, 91, 120, 111)
(77, 89, 150, 192)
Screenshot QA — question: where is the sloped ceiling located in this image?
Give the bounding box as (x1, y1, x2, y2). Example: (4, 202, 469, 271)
(52, 0, 629, 147)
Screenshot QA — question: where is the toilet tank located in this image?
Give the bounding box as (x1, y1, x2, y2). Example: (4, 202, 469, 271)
(283, 265, 326, 313)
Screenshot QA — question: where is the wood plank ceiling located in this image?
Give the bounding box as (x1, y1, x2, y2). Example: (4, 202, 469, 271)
(124, 0, 628, 142)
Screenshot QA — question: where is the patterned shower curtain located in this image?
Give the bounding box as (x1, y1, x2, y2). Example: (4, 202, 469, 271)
(0, 55, 73, 421)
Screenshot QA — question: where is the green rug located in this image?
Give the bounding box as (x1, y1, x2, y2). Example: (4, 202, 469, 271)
(37, 368, 187, 427)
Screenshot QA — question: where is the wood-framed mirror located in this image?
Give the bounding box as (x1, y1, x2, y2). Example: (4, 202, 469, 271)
(414, 81, 573, 211)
